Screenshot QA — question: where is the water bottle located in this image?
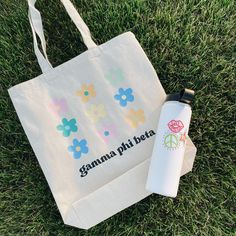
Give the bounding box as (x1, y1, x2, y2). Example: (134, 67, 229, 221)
(146, 88, 194, 197)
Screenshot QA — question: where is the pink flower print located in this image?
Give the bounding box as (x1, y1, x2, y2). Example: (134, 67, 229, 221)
(49, 98, 68, 116)
(99, 124, 117, 143)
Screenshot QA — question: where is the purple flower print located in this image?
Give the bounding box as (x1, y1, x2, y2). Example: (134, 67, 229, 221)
(50, 98, 68, 116)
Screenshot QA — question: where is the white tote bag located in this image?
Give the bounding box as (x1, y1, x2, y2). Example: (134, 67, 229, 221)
(8, 0, 197, 229)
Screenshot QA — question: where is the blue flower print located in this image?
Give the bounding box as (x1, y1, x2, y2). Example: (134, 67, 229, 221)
(56, 118, 78, 137)
(68, 138, 89, 159)
(114, 88, 134, 107)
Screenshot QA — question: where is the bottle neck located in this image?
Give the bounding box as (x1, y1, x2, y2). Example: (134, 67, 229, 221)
(165, 89, 194, 105)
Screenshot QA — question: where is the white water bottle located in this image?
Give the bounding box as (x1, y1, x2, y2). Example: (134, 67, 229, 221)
(146, 88, 194, 197)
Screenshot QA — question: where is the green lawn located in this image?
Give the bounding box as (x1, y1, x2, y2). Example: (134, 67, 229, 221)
(0, 0, 235, 235)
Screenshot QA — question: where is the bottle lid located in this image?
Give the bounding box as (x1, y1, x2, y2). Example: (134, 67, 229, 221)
(166, 88, 195, 104)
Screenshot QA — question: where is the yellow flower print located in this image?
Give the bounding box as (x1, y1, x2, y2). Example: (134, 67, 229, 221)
(76, 84, 96, 102)
(125, 109, 145, 128)
(86, 104, 107, 123)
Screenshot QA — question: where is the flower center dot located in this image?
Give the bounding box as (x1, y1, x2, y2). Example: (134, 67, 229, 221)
(75, 146, 81, 152)
(65, 125, 70, 130)
(121, 95, 126, 100)
(84, 91, 89, 96)
(104, 131, 109, 136)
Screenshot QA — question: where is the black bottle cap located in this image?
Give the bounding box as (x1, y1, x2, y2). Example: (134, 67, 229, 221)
(166, 88, 195, 104)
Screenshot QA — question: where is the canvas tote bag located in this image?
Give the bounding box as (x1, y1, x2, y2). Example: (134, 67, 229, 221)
(8, 0, 197, 229)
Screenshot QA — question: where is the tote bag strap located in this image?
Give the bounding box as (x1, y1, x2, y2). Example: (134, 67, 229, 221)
(28, 0, 97, 73)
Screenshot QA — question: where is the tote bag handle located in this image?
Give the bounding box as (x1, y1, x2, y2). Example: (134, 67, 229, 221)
(28, 0, 97, 73)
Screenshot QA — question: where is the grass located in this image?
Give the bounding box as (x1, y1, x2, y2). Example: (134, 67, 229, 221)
(0, 0, 235, 235)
